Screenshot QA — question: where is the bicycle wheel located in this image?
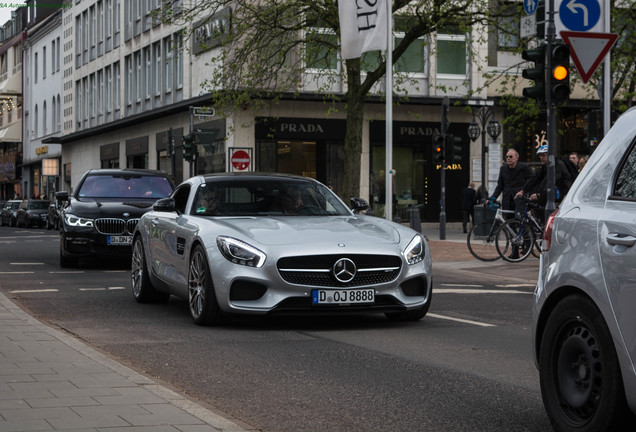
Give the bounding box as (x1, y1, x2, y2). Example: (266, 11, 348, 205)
(467, 221, 501, 262)
(496, 218, 535, 263)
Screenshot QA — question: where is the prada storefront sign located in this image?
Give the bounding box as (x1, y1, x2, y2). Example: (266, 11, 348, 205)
(370, 121, 442, 143)
(256, 117, 346, 141)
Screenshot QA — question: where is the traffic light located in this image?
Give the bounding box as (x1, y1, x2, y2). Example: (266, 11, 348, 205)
(433, 133, 445, 163)
(445, 134, 462, 163)
(182, 133, 196, 162)
(522, 44, 546, 103)
(549, 42, 571, 103)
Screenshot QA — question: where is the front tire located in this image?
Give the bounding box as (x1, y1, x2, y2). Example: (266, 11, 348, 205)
(539, 296, 632, 432)
(385, 287, 432, 322)
(496, 218, 534, 262)
(188, 245, 227, 326)
(131, 237, 169, 303)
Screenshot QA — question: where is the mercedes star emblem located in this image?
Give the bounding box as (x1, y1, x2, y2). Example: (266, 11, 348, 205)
(332, 258, 357, 283)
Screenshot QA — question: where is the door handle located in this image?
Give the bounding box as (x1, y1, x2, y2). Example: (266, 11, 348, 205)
(606, 233, 636, 247)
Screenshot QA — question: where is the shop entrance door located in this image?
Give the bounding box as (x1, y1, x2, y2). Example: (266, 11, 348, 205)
(277, 140, 317, 178)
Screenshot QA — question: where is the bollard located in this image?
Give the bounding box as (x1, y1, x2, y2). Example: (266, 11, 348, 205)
(409, 205, 422, 233)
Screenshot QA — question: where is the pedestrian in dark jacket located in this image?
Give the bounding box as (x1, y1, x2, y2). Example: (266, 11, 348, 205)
(460, 182, 477, 233)
(489, 148, 533, 217)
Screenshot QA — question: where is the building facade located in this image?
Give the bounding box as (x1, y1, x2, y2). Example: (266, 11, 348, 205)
(1, 0, 601, 220)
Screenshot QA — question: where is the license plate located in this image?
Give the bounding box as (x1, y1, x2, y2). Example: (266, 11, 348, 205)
(107, 235, 132, 245)
(312, 289, 375, 305)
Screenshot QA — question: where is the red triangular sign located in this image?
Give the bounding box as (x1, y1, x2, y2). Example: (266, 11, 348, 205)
(561, 31, 618, 84)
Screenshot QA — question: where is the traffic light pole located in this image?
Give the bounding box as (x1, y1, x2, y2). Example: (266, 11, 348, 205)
(439, 97, 450, 240)
(545, 0, 556, 221)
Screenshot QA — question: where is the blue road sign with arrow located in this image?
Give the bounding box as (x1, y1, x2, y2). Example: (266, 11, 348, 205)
(559, 0, 601, 31)
(524, 0, 538, 15)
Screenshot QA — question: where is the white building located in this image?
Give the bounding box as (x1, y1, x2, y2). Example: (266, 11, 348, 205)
(22, 10, 63, 200)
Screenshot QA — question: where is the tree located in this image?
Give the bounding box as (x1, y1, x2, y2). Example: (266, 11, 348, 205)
(163, 0, 509, 199)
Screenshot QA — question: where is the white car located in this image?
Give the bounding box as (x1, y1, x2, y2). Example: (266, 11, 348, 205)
(131, 173, 432, 325)
(533, 107, 636, 431)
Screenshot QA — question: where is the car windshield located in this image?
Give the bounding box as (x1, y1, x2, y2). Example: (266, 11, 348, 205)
(191, 178, 351, 217)
(78, 174, 173, 199)
(28, 201, 50, 210)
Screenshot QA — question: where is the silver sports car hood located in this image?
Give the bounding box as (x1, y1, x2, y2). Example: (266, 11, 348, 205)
(211, 215, 400, 246)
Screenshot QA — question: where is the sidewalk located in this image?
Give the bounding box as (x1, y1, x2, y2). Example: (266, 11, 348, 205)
(0, 223, 533, 432)
(0, 291, 254, 432)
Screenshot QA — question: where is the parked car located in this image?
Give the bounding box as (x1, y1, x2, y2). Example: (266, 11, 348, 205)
(46, 199, 63, 230)
(131, 173, 432, 326)
(532, 106, 636, 431)
(57, 169, 174, 267)
(0, 200, 22, 226)
(16, 199, 51, 228)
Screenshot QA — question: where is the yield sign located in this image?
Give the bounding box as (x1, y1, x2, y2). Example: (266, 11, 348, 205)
(560, 31, 618, 83)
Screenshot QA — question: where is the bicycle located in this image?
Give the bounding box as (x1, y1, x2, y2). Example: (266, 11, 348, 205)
(466, 199, 515, 262)
(495, 197, 545, 263)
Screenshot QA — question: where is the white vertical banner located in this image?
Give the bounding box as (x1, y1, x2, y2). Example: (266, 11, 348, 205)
(338, 0, 388, 59)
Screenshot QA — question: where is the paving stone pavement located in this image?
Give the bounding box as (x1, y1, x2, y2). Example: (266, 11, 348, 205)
(0, 291, 256, 432)
(0, 224, 535, 432)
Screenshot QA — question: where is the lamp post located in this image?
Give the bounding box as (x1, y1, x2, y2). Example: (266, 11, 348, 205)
(468, 106, 502, 203)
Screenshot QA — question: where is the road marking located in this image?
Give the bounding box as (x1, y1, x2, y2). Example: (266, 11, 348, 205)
(495, 283, 536, 288)
(440, 283, 483, 288)
(79, 287, 126, 291)
(10, 262, 45, 265)
(435, 289, 531, 295)
(9, 289, 58, 294)
(428, 313, 496, 327)
(0, 271, 35, 274)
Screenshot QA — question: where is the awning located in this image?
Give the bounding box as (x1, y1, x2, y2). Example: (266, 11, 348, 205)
(0, 122, 21, 142)
(0, 73, 21, 95)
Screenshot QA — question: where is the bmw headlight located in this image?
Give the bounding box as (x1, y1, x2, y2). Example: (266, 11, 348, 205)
(403, 235, 425, 265)
(217, 236, 266, 268)
(64, 213, 94, 227)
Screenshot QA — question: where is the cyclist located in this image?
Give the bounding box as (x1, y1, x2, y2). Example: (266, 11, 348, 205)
(515, 145, 572, 208)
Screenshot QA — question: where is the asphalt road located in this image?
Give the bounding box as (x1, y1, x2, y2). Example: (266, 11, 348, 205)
(0, 226, 551, 431)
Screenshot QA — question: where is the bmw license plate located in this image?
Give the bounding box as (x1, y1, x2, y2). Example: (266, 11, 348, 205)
(107, 235, 132, 246)
(312, 289, 375, 305)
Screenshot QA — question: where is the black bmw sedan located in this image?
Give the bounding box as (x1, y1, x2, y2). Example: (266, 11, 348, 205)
(57, 169, 174, 267)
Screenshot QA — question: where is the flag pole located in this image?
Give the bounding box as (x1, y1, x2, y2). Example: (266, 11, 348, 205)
(384, 0, 393, 221)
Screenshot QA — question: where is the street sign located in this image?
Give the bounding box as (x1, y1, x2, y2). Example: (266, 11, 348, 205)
(524, 0, 538, 15)
(521, 14, 537, 38)
(193, 106, 216, 118)
(561, 31, 618, 83)
(556, 0, 604, 35)
(229, 148, 251, 171)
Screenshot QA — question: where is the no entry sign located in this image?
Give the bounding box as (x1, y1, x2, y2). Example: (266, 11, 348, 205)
(230, 149, 251, 171)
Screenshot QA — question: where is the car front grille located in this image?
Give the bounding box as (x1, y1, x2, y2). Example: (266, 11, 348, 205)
(277, 254, 402, 288)
(94, 218, 140, 235)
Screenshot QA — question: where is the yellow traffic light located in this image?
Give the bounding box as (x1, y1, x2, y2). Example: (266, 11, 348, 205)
(553, 65, 569, 81)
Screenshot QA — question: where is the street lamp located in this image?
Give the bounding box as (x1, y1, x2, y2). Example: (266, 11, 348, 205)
(468, 106, 501, 203)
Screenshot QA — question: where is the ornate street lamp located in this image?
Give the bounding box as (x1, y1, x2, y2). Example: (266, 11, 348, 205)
(468, 106, 501, 203)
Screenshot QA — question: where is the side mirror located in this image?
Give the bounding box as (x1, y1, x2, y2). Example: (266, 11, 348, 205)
(55, 191, 69, 201)
(350, 197, 369, 214)
(153, 197, 176, 212)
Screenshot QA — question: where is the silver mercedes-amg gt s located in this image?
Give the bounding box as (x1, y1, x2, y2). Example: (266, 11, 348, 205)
(131, 173, 432, 325)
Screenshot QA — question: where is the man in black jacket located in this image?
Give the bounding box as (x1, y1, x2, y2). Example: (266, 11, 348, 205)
(489, 148, 533, 217)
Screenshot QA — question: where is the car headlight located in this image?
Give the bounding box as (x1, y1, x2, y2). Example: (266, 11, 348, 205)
(217, 236, 266, 268)
(63, 213, 94, 227)
(403, 235, 425, 265)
